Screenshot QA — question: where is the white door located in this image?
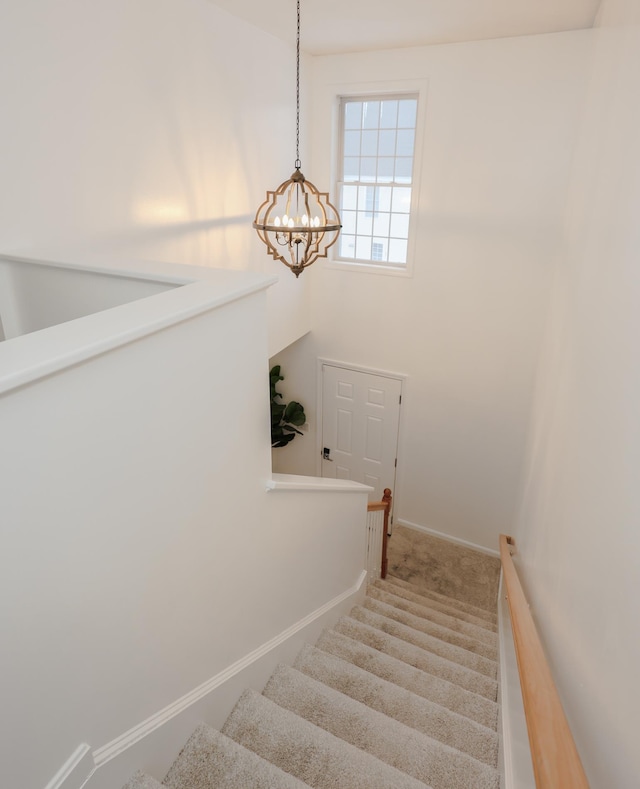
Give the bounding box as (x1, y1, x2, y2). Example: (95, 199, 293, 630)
(321, 364, 402, 501)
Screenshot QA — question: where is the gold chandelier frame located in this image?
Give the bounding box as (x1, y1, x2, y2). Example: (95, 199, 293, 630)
(253, 0, 341, 277)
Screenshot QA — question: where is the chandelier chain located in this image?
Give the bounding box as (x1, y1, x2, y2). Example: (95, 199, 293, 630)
(295, 0, 301, 169)
(252, 0, 341, 277)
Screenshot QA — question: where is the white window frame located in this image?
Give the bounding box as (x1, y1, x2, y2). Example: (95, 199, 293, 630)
(325, 80, 428, 278)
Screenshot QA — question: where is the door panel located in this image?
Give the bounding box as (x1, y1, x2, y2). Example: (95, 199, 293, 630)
(365, 416, 383, 461)
(321, 364, 401, 501)
(337, 409, 352, 452)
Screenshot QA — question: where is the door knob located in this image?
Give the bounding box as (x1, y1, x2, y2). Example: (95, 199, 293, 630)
(323, 447, 333, 461)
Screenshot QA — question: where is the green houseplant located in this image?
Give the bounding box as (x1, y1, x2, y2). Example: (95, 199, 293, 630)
(270, 365, 306, 448)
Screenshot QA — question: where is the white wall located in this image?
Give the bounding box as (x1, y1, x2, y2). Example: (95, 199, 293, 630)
(0, 0, 310, 355)
(270, 333, 317, 474)
(0, 274, 370, 789)
(279, 32, 590, 550)
(0, 287, 264, 789)
(514, 2, 640, 786)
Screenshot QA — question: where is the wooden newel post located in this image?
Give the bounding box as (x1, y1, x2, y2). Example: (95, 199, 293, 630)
(381, 488, 392, 579)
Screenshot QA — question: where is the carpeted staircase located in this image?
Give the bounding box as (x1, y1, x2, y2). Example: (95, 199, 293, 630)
(123, 574, 501, 789)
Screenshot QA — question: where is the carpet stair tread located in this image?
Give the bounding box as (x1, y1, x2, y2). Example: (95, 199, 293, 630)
(349, 605, 498, 679)
(363, 595, 498, 660)
(334, 615, 498, 700)
(163, 724, 312, 789)
(262, 663, 500, 789)
(292, 644, 499, 766)
(221, 688, 430, 789)
(369, 584, 498, 642)
(385, 575, 498, 625)
(315, 628, 499, 729)
(376, 577, 498, 632)
(121, 567, 502, 789)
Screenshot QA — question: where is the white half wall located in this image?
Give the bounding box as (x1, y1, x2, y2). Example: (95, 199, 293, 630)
(0, 282, 269, 789)
(0, 257, 178, 340)
(0, 260, 371, 789)
(513, 2, 640, 786)
(294, 31, 592, 550)
(0, 0, 311, 355)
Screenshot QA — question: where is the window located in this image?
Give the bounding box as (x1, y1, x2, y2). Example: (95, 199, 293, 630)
(337, 94, 418, 269)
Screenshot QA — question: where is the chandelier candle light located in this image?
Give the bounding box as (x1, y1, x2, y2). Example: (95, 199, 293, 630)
(253, 0, 341, 278)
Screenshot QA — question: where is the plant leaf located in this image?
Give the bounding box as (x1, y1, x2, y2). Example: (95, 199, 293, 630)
(284, 401, 306, 426)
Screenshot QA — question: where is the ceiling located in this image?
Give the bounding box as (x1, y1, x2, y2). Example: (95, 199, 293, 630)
(208, 0, 601, 56)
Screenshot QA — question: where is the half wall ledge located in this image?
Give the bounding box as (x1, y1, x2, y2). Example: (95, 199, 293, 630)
(0, 252, 276, 396)
(266, 473, 374, 494)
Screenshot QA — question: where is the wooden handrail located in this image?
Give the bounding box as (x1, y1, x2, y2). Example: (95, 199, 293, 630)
(499, 534, 589, 789)
(368, 488, 392, 579)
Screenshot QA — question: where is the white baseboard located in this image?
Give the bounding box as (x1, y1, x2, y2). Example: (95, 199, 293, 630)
(497, 571, 535, 789)
(395, 519, 500, 558)
(59, 571, 367, 789)
(44, 744, 94, 789)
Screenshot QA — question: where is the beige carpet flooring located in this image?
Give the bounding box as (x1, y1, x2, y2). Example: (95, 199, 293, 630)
(387, 526, 501, 612)
(123, 576, 501, 789)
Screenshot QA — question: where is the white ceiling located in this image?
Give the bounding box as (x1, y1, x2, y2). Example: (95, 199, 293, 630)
(208, 0, 601, 56)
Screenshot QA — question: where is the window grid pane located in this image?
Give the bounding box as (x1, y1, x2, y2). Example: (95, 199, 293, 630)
(371, 241, 385, 261)
(339, 93, 418, 267)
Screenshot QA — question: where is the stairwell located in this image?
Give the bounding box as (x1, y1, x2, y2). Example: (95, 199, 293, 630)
(123, 572, 501, 789)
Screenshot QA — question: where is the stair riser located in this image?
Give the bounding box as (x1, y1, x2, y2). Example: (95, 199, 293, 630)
(316, 629, 499, 729)
(383, 576, 498, 625)
(163, 725, 310, 789)
(222, 690, 429, 789)
(263, 665, 500, 789)
(363, 596, 499, 660)
(334, 617, 498, 701)
(350, 606, 498, 680)
(294, 645, 499, 767)
(368, 585, 498, 643)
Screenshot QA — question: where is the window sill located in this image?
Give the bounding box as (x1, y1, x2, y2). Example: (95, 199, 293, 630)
(323, 259, 414, 278)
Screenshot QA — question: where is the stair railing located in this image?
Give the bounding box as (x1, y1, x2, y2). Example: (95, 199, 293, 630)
(499, 534, 589, 789)
(366, 488, 392, 580)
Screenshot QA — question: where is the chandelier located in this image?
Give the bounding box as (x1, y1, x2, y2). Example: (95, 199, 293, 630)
(253, 0, 341, 278)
